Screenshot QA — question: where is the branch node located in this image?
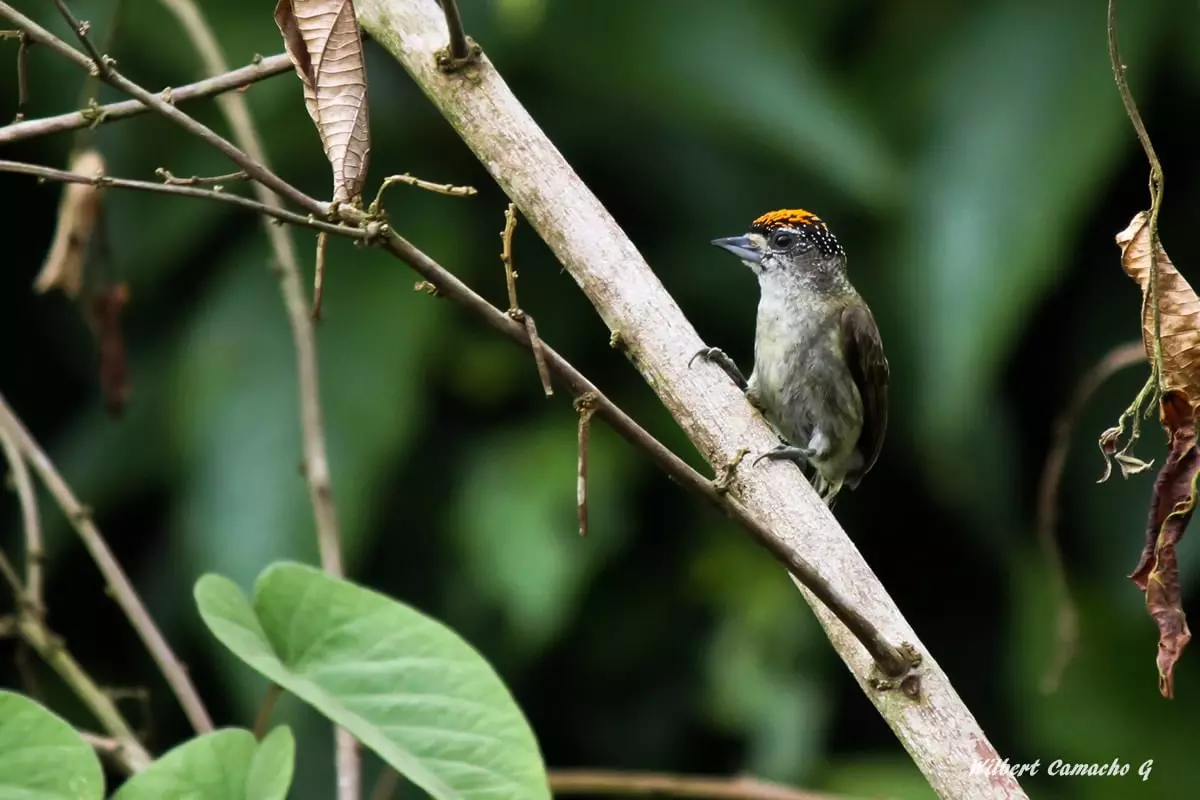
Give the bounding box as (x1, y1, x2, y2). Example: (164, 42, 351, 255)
(500, 203, 553, 396)
(868, 641, 924, 693)
(713, 447, 749, 495)
(434, 37, 482, 73)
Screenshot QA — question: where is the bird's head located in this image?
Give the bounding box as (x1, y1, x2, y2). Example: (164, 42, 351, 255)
(711, 209, 847, 291)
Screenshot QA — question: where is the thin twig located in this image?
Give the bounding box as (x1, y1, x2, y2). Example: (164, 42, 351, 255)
(312, 232, 329, 321)
(52, 0, 110, 78)
(151, 0, 357, 794)
(1108, 0, 1165, 393)
(436, 0, 471, 63)
(0, 393, 213, 734)
(0, 427, 43, 613)
(1036, 342, 1145, 693)
(547, 770, 866, 800)
(0, 3, 324, 215)
(0, 161, 361, 239)
(500, 203, 553, 396)
(252, 683, 283, 740)
(0, 549, 21, 597)
(369, 173, 477, 211)
(156, 167, 248, 186)
(575, 393, 598, 537)
(0, 53, 293, 146)
(14, 31, 28, 121)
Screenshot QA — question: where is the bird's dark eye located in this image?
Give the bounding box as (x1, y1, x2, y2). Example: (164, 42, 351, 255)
(771, 232, 794, 249)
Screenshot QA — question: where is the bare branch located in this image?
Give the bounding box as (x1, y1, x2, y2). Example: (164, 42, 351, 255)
(574, 393, 598, 538)
(156, 168, 249, 186)
(548, 770, 863, 800)
(0, 160, 361, 239)
(14, 31, 28, 121)
(312, 231, 329, 320)
(0, 53, 293, 146)
(353, 2, 1023, 795)
(1108, 0, 1165, 390)
(0, 392, 213, 734)
(0, 426, 42, 612)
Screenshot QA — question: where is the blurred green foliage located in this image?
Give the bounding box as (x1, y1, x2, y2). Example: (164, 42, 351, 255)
(2, 0, 1200, 798)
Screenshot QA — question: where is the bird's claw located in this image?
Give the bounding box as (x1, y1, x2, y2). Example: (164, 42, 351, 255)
(752, 444, 815, 468)
(688, 346, 748, 391)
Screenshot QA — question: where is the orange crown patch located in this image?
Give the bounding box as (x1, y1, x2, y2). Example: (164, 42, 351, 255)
(751, 209, 822, 230)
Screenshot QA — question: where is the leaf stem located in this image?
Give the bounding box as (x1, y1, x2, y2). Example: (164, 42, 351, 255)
(1108, 0, 1165, 394)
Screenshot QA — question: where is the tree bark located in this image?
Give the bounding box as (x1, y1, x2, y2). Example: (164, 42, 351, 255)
(354, 2, 1027, 797)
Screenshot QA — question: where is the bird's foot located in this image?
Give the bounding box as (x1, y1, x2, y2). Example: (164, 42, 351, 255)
(688, 346, 748, 392)
(752, 443, 815, 468)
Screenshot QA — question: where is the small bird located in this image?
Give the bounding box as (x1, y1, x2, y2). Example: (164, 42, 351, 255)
(690, 209, 889, 503)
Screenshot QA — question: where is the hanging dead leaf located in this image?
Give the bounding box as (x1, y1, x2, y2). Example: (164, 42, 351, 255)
(1129, 390, 1196, 698)
(1116, 212, 1200, 404)
(85, 283, 131, 417)
(33, 148, 106, 299)
(275, 0, 371, 204)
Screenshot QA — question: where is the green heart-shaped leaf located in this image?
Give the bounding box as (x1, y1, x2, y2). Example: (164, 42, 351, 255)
(195, 562, 548, 800)
(0, 690, 104, 799)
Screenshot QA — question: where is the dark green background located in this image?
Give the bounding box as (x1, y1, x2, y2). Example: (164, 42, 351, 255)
(2, 0, 1199, 797)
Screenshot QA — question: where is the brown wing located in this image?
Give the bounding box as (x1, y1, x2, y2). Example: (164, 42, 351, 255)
(840, 301, 889, 482)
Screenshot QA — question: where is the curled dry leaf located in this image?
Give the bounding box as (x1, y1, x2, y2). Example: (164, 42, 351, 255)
(33, 148, 106, 299)
(1130, 390, 1196, 698)
(1116, 211, 1200, 403)
(275, 0, 371, 203)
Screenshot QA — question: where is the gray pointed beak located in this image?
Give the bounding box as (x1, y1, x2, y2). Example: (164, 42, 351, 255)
(711, 235, 760, 264)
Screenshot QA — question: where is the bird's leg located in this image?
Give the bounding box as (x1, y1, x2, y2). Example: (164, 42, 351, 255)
(688, 346, 748, 392)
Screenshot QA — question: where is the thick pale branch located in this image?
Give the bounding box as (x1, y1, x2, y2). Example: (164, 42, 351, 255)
(355, 1, 1023, 797)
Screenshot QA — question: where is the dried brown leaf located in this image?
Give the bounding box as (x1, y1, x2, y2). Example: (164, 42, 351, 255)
(85, 283, 131, 417)
(1117, 212, 1200, 404)
(33, 149, 105, 299)
(275, 0, 371, 203)
(1129, 390, 1195, 698)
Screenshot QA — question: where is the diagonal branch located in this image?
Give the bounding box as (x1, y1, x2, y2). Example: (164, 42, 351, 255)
(4, 154, 910, 679)
(0, 392, 213, 734)
(0, 425, 42, 612)
(354, 1, 1024, 796)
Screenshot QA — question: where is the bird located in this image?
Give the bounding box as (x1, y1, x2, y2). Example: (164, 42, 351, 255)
(690, 209, 889, 504)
